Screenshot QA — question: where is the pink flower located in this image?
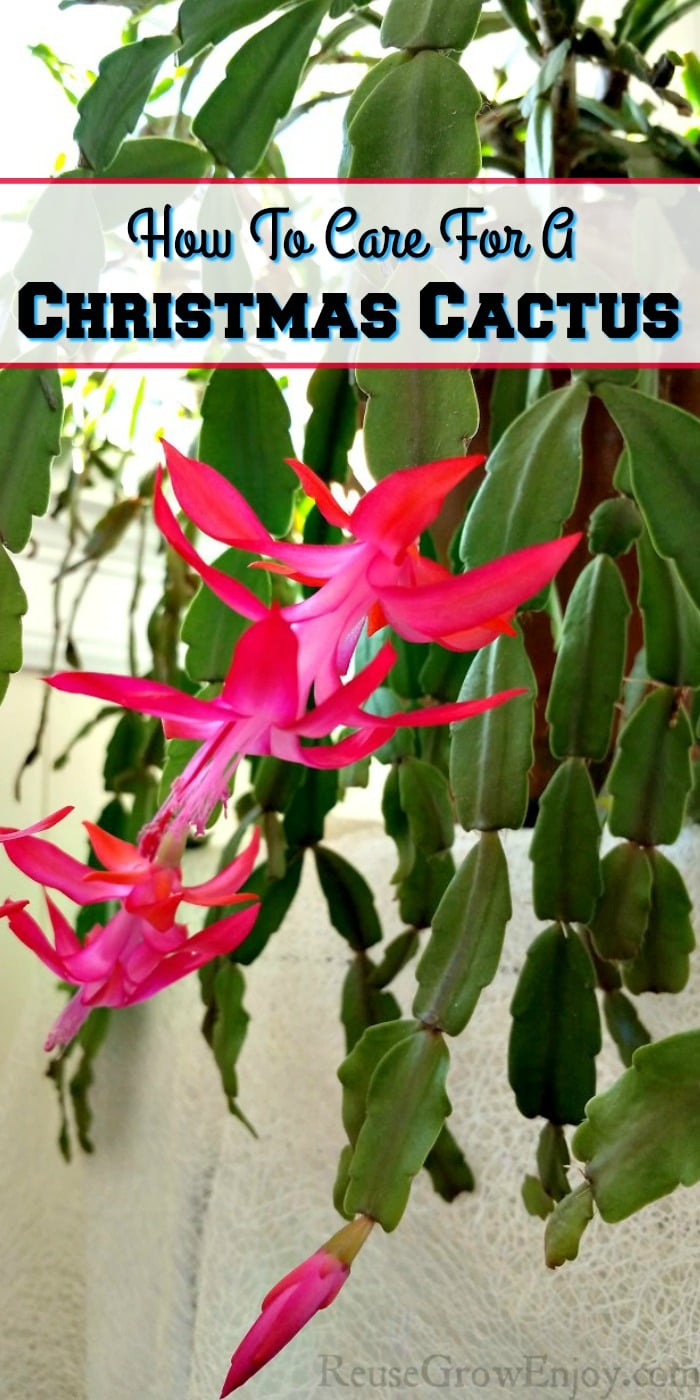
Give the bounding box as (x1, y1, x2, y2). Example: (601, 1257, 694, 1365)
(157, 442, 581, 701)
(49, 608, 522, 852)
(0, 824, 261, 1051)
(221, 1217, 373, 1394)
(44, 449, 579, 855)
(0, 806, 259, 933)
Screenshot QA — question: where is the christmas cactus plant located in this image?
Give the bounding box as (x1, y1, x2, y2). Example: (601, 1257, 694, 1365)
(2, 0, 700, 1391)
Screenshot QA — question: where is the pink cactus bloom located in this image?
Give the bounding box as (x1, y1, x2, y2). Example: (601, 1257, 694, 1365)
(46, 449, 579, 851)
(156, 441, 581, 700)
(49, 608, 523, 853)
(0, 806, 260, 934)
(221, 1217, 373, 1394)
(0, 825, 260, 1052)
(220, 1248, 347, 1394)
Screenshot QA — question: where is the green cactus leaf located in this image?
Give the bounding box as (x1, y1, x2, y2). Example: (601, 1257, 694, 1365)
(572, 1030, 700, 1222)
(413, 832, 511, 1036)
(530, 760, 602, 925)
(509, 926, 601, 1125)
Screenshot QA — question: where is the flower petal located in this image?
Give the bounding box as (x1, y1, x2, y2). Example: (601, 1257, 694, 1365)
(250, 538, 358, 579)
(261, 1250, 345, 1309)
(162, 440, 269, 545)
(408, 549, 454, 585)
(120, 938, 168, 987)
(350, 455, 485, 560)
(361, 686, 526, 729)
(154, 469, 269, 622)
(124, 885, 181, 932)
(1, 831, 104, 904)
(0, 805, 73, 842)
(220, 1288, 309, 1394)
(183, 827, 260, 907)
(284, 458, 352, 530)
(45, 896, 84, 959)
(48, 670, 227, 732)
(0, 898, 68, 978)
(377, 533, 582, 639)
(292, 643, 396, 738)
(133, 902, 260, 998)
(80, 963, 127, 1008)
(223, 611, 301, 725)
(439, 616, 518, 651)
(82, 868, 140, 888)
(277, 727, 391, 769)
(83, 821, 141, 873)
(60, 904, 133, 980)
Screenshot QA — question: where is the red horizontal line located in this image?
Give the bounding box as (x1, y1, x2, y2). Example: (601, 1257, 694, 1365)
(1, 361, 694, 371)
(2, 177, 699, 187)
